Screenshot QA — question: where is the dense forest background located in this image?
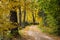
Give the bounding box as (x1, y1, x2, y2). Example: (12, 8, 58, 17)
(0, 0, 60, 40)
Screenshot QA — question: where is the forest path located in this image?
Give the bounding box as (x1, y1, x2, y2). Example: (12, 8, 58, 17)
(19, 25, 54, 40)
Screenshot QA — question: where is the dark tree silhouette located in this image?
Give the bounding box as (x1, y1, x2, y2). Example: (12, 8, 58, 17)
(32, 12, 36, 24)
(10, 10, 17, 23)
(19, 6, 22, 26)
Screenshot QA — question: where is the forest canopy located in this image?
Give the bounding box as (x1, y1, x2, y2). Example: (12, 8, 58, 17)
(0, 0, 60, 40)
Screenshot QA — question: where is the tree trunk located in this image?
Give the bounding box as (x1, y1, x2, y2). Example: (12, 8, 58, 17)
(19, 6, 22, 26)
(23, 0, 26, 27)
(23, 9, 26, 24)
(32, 11, 36, 24)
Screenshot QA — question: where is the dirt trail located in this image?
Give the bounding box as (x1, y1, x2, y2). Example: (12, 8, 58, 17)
(19, 25, 54, 40)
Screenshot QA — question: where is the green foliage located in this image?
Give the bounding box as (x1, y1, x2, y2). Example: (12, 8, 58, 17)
(0, 0, 60, 37)
(38, 0, 60, 36)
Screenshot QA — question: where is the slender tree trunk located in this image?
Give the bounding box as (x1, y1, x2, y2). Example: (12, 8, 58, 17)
(32, 11, 36, 24)
(19, 6, 22, 26)
(23, 0, 26, 27)
(23, 8, 26, 24)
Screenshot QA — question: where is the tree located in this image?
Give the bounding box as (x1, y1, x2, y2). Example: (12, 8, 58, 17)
(38, 0, 60, 36)
(30, 0, 39, 24)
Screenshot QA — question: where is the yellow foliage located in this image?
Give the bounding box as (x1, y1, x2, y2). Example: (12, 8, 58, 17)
(0, 0, 43, 32)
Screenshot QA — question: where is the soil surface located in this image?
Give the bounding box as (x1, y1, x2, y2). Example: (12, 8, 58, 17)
(19, 25, 55, 40)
